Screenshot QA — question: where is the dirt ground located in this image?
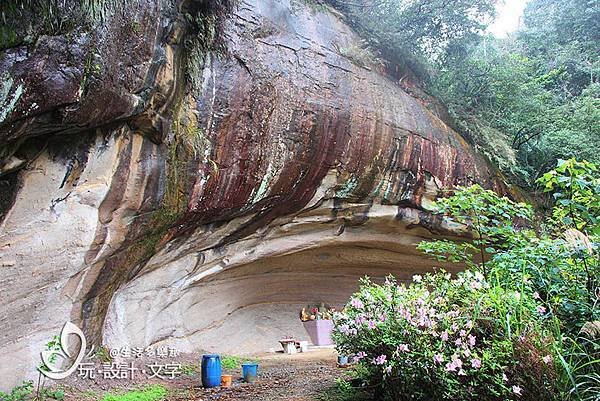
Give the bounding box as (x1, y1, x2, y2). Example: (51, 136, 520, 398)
(56, 348, 348, 401)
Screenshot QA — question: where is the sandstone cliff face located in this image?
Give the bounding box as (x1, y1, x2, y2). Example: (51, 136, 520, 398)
(0, 0, 504, 389)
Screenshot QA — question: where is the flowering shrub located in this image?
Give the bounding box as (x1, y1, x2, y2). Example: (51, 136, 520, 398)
(331, 161, 598, 401)
(332, 272, 558, 401)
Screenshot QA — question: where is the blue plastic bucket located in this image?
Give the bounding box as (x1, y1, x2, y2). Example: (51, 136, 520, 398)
(242, 362, 258, 383)
(201, 354, 222, 388)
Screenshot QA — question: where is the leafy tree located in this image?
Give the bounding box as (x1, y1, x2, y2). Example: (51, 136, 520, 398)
(418, 184, 532, 277)
(325, 0, 497, 81)
(520, 0, 600, 96)
(428, 0, 600, 185)
(538, 159, 600, 233)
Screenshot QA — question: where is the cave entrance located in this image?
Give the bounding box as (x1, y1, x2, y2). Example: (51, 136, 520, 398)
(104, 241, 456, 355)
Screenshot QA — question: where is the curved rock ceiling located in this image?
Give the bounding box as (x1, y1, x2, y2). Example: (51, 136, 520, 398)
(0, 0, 505, 389)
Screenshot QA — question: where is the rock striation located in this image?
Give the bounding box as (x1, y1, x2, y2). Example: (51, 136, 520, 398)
(0, 0, 505, 389)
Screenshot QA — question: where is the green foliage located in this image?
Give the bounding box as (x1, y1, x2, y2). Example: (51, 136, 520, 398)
(0, 381, 33, 401)
(430, 0, 599, 185)
(184, 0, 236, 91)
(538, 159, 600, 233)
(38, 335, 62, 373)
(533, 159, 599, 335)
(180, 363, 198, 376)
(317, 378, 369, 401)
(0, 0, 124, 49)
(417, 184, 531, 276)
(325, 0, 497, 82)
(101, 385, 167, 401)
(333, 273, 558, 401)
(41, 389, 64, 401)
(0, 383, 63, 401)
(94, 346, 113, 363)
(337, 161, 598, 400)
(421, 164, 598, 337)
(221, 355, 241, 370)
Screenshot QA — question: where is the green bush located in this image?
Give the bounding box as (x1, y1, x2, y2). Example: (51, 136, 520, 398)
(221, 355, 241, 370)
(0, 381, 33, 401)
(334, 160, 599, 400)
(333, 273, 558, 401)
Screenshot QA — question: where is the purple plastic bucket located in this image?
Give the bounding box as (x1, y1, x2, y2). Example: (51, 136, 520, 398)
(303, 319, 334, 345)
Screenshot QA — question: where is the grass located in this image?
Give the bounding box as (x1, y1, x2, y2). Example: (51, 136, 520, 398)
(94, 346, 112, 363)
(181, 355, 255, 372)
(180, 363, 198, 376)
(81, 390, 99, 400)
(100, 385, 167, 401)
(221, 355, 241, 370)
(317, 378, 370, 401)
(0, 381, 33, 401)
(0, 381, 66, 401)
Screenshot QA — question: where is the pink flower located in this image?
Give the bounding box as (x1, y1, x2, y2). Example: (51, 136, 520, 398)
(455, 338, 462, 346)
(471, 358, 481, 368)
(471, 281, 482, 290)
(351, 299, 364, 309)
(512, 385, 523, 396)
(459, 330, 467, 337)
(433, 354, 444, 364)
(542, 355, 552, 364)
(537, 305, 547, 315)
(354, 351, 367, 361)
(384, 365, 392, 374)
(397, 344, 409, 352)
(440, 331, 449, 341)
(468, 334, 476, 346)
(367, 320, 376, 329)
(445, 358, 463, 372)
(533, 292, 541, 300)
(373, 354, 387, 365)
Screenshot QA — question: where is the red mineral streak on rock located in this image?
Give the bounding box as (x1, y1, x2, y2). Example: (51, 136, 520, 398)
(177, 1, 506, 239)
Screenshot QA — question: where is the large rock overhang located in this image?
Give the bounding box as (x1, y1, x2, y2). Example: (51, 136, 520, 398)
(0, 0, 506, 389)
(102, 0, 503, 354)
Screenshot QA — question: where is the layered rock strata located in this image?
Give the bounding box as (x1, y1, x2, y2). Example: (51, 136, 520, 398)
(0, 0, 505, 389)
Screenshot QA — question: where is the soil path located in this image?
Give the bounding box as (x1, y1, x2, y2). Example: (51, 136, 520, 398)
(60, 349, 345, 401)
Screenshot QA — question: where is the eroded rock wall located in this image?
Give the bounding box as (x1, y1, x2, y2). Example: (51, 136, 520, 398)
(0, 0, 504, 389)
